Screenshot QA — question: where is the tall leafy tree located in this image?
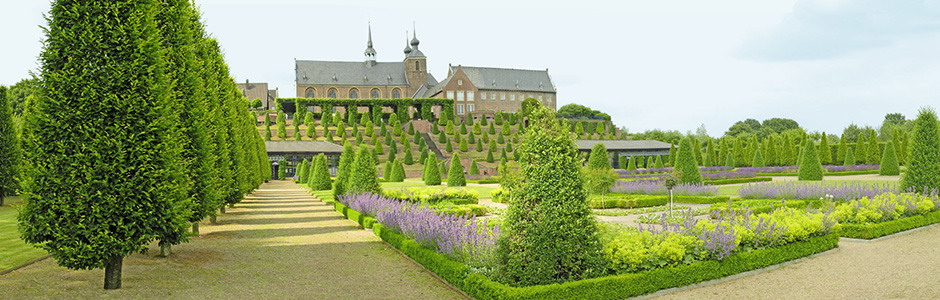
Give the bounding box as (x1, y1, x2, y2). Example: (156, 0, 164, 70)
(19, 0, 192, 289)
(0, 86, 19, 206)
(497, 106, 604, 286)
(899, 108, 940, 193)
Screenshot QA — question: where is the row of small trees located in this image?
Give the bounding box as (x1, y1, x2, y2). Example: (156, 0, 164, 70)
(17, 0, 267, 289)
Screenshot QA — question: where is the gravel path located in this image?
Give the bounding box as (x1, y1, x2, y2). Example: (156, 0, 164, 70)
(0, 180, 465, 299)
(656, 225, 940, 299)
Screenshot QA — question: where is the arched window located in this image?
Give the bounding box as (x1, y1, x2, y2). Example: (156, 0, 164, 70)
(415, 61, 420, 71)
(349, 88, 359, 99)
(392, 88, 401, 98)
(328, 88, 337, 99)
(370, 88, 380, 99)
(305, 88, 316, 98)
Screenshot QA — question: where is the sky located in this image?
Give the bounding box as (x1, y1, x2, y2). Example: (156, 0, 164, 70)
(2, 0, 939, 137)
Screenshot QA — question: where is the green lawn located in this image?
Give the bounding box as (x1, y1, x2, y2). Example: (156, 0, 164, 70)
(0, 196, 47, 271)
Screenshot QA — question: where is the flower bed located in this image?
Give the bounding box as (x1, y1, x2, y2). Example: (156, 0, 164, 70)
(833, 193, 940, 239)
(703, 177, 772, 185)
(740, 165, 879, 176)
(611, 181, 719, 196)
(708, 199, 825, 215)
(384, 187, 479, 205)
(738, 182, 897, 201)
(701, 171, 756, 180)
(615, 166, 734, 177)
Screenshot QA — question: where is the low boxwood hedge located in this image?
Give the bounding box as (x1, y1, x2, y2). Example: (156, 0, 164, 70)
(332, 198, 839, 300)
(704, 177, 772, 185)
(590, 194, 730, 208)
(709, 199, 824, 215)
(839, 209, 940, 239)
(756, 170, 880, 177)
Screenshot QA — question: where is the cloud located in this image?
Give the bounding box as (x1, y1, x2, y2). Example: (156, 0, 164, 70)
(739, 0, 940, 61)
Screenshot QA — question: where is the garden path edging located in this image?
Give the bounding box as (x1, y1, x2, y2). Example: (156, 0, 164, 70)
(0, 255, 50, 276)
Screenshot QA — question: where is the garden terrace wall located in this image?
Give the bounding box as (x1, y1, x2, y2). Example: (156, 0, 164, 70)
(329, 200, 839, 300)
(839, 209, 940, 239)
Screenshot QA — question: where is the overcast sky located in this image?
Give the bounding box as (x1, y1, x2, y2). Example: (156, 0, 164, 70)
(2, 0, 939, 136)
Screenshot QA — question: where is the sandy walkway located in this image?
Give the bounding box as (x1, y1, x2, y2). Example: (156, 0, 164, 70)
(656, 225, 940, 299)
(0, 180, 464, 299)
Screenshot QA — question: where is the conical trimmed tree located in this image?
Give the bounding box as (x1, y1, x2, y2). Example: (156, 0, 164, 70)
(627, 156, 637, 170)
(751, 149, 765, 168)
(296, 159, 309, 182)
(497, 106, 604, 286)
(347, 147, 382, 194)
(391, 160, 406, 182)
(587, 143, 610, 170)
(423, 155, 441, 185)
(879, 140, 900, 176)
(447, 153, 466, 187)
(725, 151, 734, 167)
(469, 160, 480, 175)
(384, 159, 396, 181)
(899, 108, 940, 193)
(818, 133, 831, 165)
(675, 138, 703, 184)
(843, 147, 856, 166)
(333, 142, 356, 196)
(654, 155, 665, 169)
(797, 137, 824, 181)
(309, 154, 332, 190)
(486, 149, 495, 163)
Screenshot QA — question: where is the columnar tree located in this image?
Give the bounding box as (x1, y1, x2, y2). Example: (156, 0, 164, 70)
(0, 86, 18, 207)
(879, 140, 900, 176)
(836, 134, 847, 165)
(309, 154, 332, 190)
(276, 111, 287, 139)
(347, 147, 382, 194)
(797, 137, 823, 181)
(866, 130, 880, 165)
(751, 149, 765, 168)
(497, 106, 604, 286)
(843, 147, 856, 166)
(333, 142, 356, 196)
(899, 108, 940, 193)
(447, 153, 466, 187)
(423, 155, 441, 185)
(675, 138, 702, 184)
(586, 143, 610, 170)
(818, 133, 831, 165)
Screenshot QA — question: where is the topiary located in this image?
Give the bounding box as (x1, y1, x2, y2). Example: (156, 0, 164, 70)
(459, 138, 469, 152)
(383, 159, 395, 181)
(880, 140, 900, 176)
(333, 142, 356, 196)
(675, 137, 703, 184)
(751, 149, 765, 168)
(310, 154, 332, 190)
(496, 105, 605, 286)
(899, 108, 940, 193)
(654, 155, 665, 168)
(391, 160, 406, 182)
(843, 147, 856, 166)
(627, 156, 637, 170)
(447, 153, 466, 186)
(797, 137, 824, 181)
(587, 143, 610, 170)
(423, 155, 441, 185)
(725, 151, 734, 167)
(346, 147, 382, 194)
(296, 159, 309, 182)
(486, 149, 495, 163)
(468, 160, 480, 175)
(403, 147, 414, 165)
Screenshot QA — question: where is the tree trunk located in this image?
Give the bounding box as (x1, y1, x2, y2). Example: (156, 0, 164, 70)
(192, 222, 199, 235)
(104, 255, 123, 290)
(159, 244, 171, 257)
(219, 206, 226, 214)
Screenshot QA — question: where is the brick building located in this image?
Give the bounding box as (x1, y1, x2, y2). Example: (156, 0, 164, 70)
(236, 80, 278, 110)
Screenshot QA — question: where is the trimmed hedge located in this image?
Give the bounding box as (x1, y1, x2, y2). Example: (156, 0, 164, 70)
(328, 195, 839, 299)
(756, 170, 879, 177)
(589, 194, 731, 208)
(709, 199, 824, 215)
(703, 177, 772, 185)
(839, 209, 940, 239)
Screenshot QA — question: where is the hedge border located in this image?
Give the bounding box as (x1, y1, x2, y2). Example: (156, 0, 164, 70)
(325, 195, 839, 300)
(839, 209, 940, 239)
(709, 199, 824, 215)
(757, 170, 880, 177)
(704, 177, 772, 185)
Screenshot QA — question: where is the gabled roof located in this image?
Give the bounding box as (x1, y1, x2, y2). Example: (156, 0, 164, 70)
(449, 65, 556, 93)
(574, 140, 672, 151)
(296, 60, 409, 86)
(237, 82, 269, 102)
(265, 141, 344, 154)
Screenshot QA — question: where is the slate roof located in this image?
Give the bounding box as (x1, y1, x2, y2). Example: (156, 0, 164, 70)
(449, 66, 556, 93)
(296, 60, 409, 86)
(265, 141, 344, 154)
(574, 140, 672, 151)
(237, 82, 269, 102)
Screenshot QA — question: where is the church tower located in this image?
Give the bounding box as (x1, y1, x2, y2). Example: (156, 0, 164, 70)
(364, 23, 377, 67)
(404, 24, 427, 96)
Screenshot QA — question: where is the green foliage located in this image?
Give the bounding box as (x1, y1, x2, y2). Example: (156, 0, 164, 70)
(654, 155, 665, 168)
(423, 155, 441, 185)
(309, 154, 332, 190)
(497, 106, 605, 286)
(276, 111, 287, 138)
(347, 147, 382, 194)
(839, 208, 940, 239)
(899, 108, 940, 193)
(818, 132, 831, 164)
(333, 142, 356, 196)
(627, 156, 637, 171)
(843, 147, 856, 166)
(675, 138, 703, 184)
(751, 149, 765, 168)
(384, 159, 395, 181)
(0, 86, 19, 202)
(296, 159, 309, 182)
(469, 160, 480, 175)
(460, 138, 469, 152)
(880, 140, 900, 176)
(556, 103, 611, 121)
(486, 149, 495, 163)
(582, 168, 618, 203)
(587, 143, 610, 170)
(797, 137, 824, 181)
(392, 160, 406, 181)
(447, 153, 467, 187)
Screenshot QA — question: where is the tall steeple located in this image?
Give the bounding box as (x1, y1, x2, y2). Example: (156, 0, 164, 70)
(364, 22, 377, 65)
(403, 31, 412, 55)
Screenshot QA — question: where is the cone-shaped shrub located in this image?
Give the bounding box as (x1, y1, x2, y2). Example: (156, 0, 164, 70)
(296, 159, 309, 182)
(818, 133, 831, 164)
(0, 86, 18, 207)
(459, 138, 469, 152)
(276, 111, 287, 139)
(675, 138, 702, 184)
(447, 153, 466, 186)
(900, 108, 940, 193)
(725, 151, 734, 167)
(383, 159, 395, 181)
(310, 154, 332, 190)
(797, 137, 824, 181)
(618, 157, 627, 169)
(347, 147, 382, 194)
(844, 147, 856, 166)
(445, 139, 453, 152)
(423, 155, 441, 185)
(403, 146, 414, 165)
(333, 142, 356, 196)
(440, 161, 448, 177)
(391, 160, 406, 182)
(420, 147, 429, 163)
(497, 106, 604, 286)
(880, 140, 900, 176)
(486, 149, 495, 163)
(627, 156, 637, 170)
(587, 143, 610, 170)
(469, 160, 480, 175)
(751, 149, 765, 168)
(654, 155, 665, 168)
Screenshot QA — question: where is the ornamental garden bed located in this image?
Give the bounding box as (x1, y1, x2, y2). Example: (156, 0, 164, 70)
(703, 177, 772, 185)
(322, 191, 840, 299)
(833, 193, 940, 239)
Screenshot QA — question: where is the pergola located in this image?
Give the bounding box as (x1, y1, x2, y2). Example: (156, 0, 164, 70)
(276, 98, 455, 123)
(266, 141, 344, 176)
(574, 140, 672, 169)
